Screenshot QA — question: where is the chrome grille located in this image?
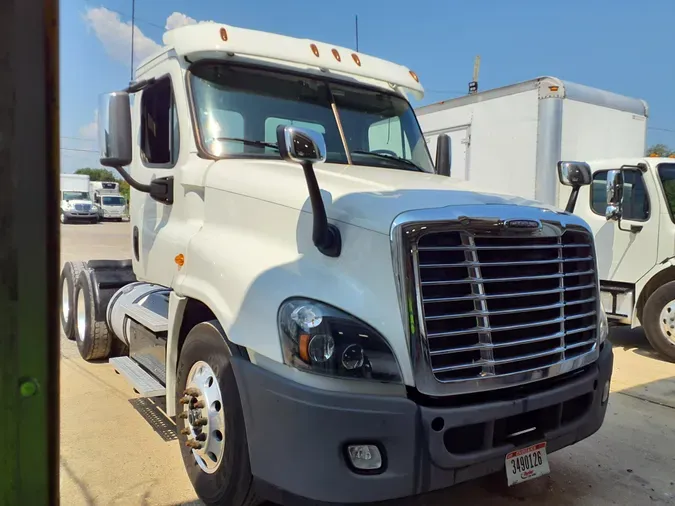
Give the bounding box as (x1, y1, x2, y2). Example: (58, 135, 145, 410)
(414, 229, 597, 384)
(74, 204, 91, 212)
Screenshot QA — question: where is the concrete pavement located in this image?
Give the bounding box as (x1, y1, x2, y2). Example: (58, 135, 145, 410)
(60, 222, 675, 505)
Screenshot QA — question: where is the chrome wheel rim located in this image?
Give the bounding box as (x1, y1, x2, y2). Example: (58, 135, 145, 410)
(76, 289, 87, 342)
(60, 213, 65, 223)
(182, 361, 226, 474)
(658, 300, 675, 345)
(62, 281, 70, 322)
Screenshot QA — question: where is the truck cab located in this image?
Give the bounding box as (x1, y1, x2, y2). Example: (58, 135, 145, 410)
(564, 157, 675, 360)
(89, 181, 128, 221)
(59, 23, 613, 506)
(60, 173, 99, 224)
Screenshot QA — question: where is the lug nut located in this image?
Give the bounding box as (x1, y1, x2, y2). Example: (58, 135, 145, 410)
(180, 428, 191, 435)
(179, 397, 191, 405)
(184, 388, 200, 397)
(185, 439, 202, 449)
(196, 433, 206, 442)
(193, 417, 208, 427)
(178, 412, 187, 419)
(193, 401, 205, 409)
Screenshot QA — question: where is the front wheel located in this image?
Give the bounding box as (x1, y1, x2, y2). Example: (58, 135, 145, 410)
(60, 212, 67, 224)
(176, 321, 260, 506)
(642, 281, 675, 362)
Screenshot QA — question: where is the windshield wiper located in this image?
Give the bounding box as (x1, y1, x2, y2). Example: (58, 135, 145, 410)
(351, 150, 423, 172)
(213, 137, 279, 151)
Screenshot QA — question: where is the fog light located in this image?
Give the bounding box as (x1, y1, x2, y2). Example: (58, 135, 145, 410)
(346, 444, 382, 471)
(602, 379, 610, 404)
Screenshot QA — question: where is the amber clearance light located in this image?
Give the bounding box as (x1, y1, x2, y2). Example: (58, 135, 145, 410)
(332, 49, 341, 62)
(219, 28, 228, 42)
(351, 53, 361, 66)
(409, 70, 419, 82)
(310, 43, 320, 57)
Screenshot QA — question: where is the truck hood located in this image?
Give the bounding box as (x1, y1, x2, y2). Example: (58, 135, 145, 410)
(62, 199, 94, 207)
(204, 160, 563, 234)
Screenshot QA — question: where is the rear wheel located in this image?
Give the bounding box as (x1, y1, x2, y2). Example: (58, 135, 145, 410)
(176, 321, 260, 506)
(642, 281, 675, 362)
(60, 261, 86, 340)
(73, 270, 113, 360)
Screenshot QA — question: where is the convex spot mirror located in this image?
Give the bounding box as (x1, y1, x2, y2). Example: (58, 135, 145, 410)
(557, 161, 592, 187)
(276, 125, 327, 164)
(605, 169, 624, 221)
(435, 134, 451, 177)
(99, 91, 132, 167)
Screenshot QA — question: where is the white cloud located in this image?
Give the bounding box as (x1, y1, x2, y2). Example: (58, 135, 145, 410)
(165, 12, 215, 31)
(83, 7, 160, 66)
(79, 110, 98, 140)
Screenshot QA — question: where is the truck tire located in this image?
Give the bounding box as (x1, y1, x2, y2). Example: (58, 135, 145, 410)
(60, 212, 67, 224)
(73, 270, 113, 361)
(60, 261, 87, 340)
(176, 321, 261, 506)
(642, 281, 675, 362)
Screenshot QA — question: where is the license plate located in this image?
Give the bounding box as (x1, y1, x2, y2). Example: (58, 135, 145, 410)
(505, 442, 550, 486)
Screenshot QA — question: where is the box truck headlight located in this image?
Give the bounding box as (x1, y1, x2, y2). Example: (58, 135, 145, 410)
(598, 307, 608, 344)
(278, 298, 402, 383)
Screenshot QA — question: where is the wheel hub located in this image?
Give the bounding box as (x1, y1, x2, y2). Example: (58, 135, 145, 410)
(62, 281, 70, 321)
(658, 300, 675, 345)
(76, 289, 87, 342)
(181, 361, 226, 474)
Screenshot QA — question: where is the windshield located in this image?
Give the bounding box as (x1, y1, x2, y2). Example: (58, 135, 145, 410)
(189, 63, 434, 173)
(102, 196, 126, 206)
(658, 163, 675, 221)
(63, 191, 88, 201)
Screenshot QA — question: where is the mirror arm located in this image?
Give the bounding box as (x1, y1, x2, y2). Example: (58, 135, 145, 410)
(301, 161, 341, 258)
(565, 185, 581, 213)
(113, 165, 150, 193)
(617, 219, 642, 233)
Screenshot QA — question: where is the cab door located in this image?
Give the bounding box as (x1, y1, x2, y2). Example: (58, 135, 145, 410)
(575, 162, 660, 319)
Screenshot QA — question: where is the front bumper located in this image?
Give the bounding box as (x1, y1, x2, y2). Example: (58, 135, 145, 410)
(63, 210, 98, 219)
(232, 343, 613, 505)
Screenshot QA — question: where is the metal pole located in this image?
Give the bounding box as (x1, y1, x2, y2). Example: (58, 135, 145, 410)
(355, 15, 359, 52)
(130, 0, 136, 82)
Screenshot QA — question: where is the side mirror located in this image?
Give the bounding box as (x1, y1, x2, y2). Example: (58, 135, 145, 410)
(276, 125, 340, 258)
(99, 92, 132, 167)
(605, 169, 624, 221)
(435, 134, 451, 177)
(557, 161, 592, 213)
(277, 125, 327, 164)
(557, 161, 592, 187)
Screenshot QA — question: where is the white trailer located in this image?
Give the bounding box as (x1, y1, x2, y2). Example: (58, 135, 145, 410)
(60, 173, 98, 223)
(417, 78, 675, 362)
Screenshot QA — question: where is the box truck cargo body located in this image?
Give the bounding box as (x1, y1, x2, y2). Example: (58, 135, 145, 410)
(416, 76, 648, 209)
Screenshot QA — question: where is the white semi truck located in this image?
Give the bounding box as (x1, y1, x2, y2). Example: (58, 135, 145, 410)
(60, 173, 99, 223)
(59, 27, 612, 505)
(89, 181, 128, 221)
(417, 78, 675, 362)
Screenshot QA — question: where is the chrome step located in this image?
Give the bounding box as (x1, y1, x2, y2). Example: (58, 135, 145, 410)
(120, 302, 168, 333)
(109, 356, 166, 397)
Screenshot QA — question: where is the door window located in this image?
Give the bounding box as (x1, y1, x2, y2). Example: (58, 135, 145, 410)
(658, 163, 675, 222)
(590, 169, 649, 221)
(140, 77, 179, 166)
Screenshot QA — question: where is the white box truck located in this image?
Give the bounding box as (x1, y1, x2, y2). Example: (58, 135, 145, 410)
(89, 181, 128, 221)
(58, 29, 612, 505)
(417, 77, 675, 361)
(60, 173, 99, 223)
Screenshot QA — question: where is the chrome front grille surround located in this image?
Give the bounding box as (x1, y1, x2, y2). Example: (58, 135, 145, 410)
(391, 205, 601, 396)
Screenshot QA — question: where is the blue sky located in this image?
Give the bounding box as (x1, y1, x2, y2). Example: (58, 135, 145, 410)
(60, 0, 675, 173)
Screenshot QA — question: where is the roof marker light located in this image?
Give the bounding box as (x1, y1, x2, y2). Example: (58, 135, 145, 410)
(549, 85, 560, 92)
(332, 49, 341, 62)
(310, 44, 320, 57)
(219, 28, 228, 42)
(351, 53, 361, 66)
(409, 70, 419, 82)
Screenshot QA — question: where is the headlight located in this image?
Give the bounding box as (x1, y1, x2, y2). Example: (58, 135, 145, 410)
(278, 298, 402, 383)
(598, 306, 608, 343)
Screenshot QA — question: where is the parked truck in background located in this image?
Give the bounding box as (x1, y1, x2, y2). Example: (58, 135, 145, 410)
(89, 181, 128, 221)
(60, 173, 99, 224)
(417, 77, 675, 362)
(59, 27, 612, 505)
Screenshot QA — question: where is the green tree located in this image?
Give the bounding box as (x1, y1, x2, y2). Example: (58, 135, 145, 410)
(119, 180, 130, 202)
(646, 144, 675, 157)
(74, 167, 117, 181)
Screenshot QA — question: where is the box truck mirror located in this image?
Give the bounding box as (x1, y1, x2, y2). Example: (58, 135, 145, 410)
(435, 134, 451, 177)
(276, 125, 341, 258)
(605, 169, 624, 222)
(557, 161, 591, 213)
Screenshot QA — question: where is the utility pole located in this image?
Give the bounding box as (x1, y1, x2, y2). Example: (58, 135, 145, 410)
(130, 0, 136, 82)
(468, 55, 480, 94)
(355, 15, 359, 52)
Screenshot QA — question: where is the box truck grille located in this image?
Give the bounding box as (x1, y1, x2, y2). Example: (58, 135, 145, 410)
(74, 204, 91, 212)
(414, 229, 597, 384)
